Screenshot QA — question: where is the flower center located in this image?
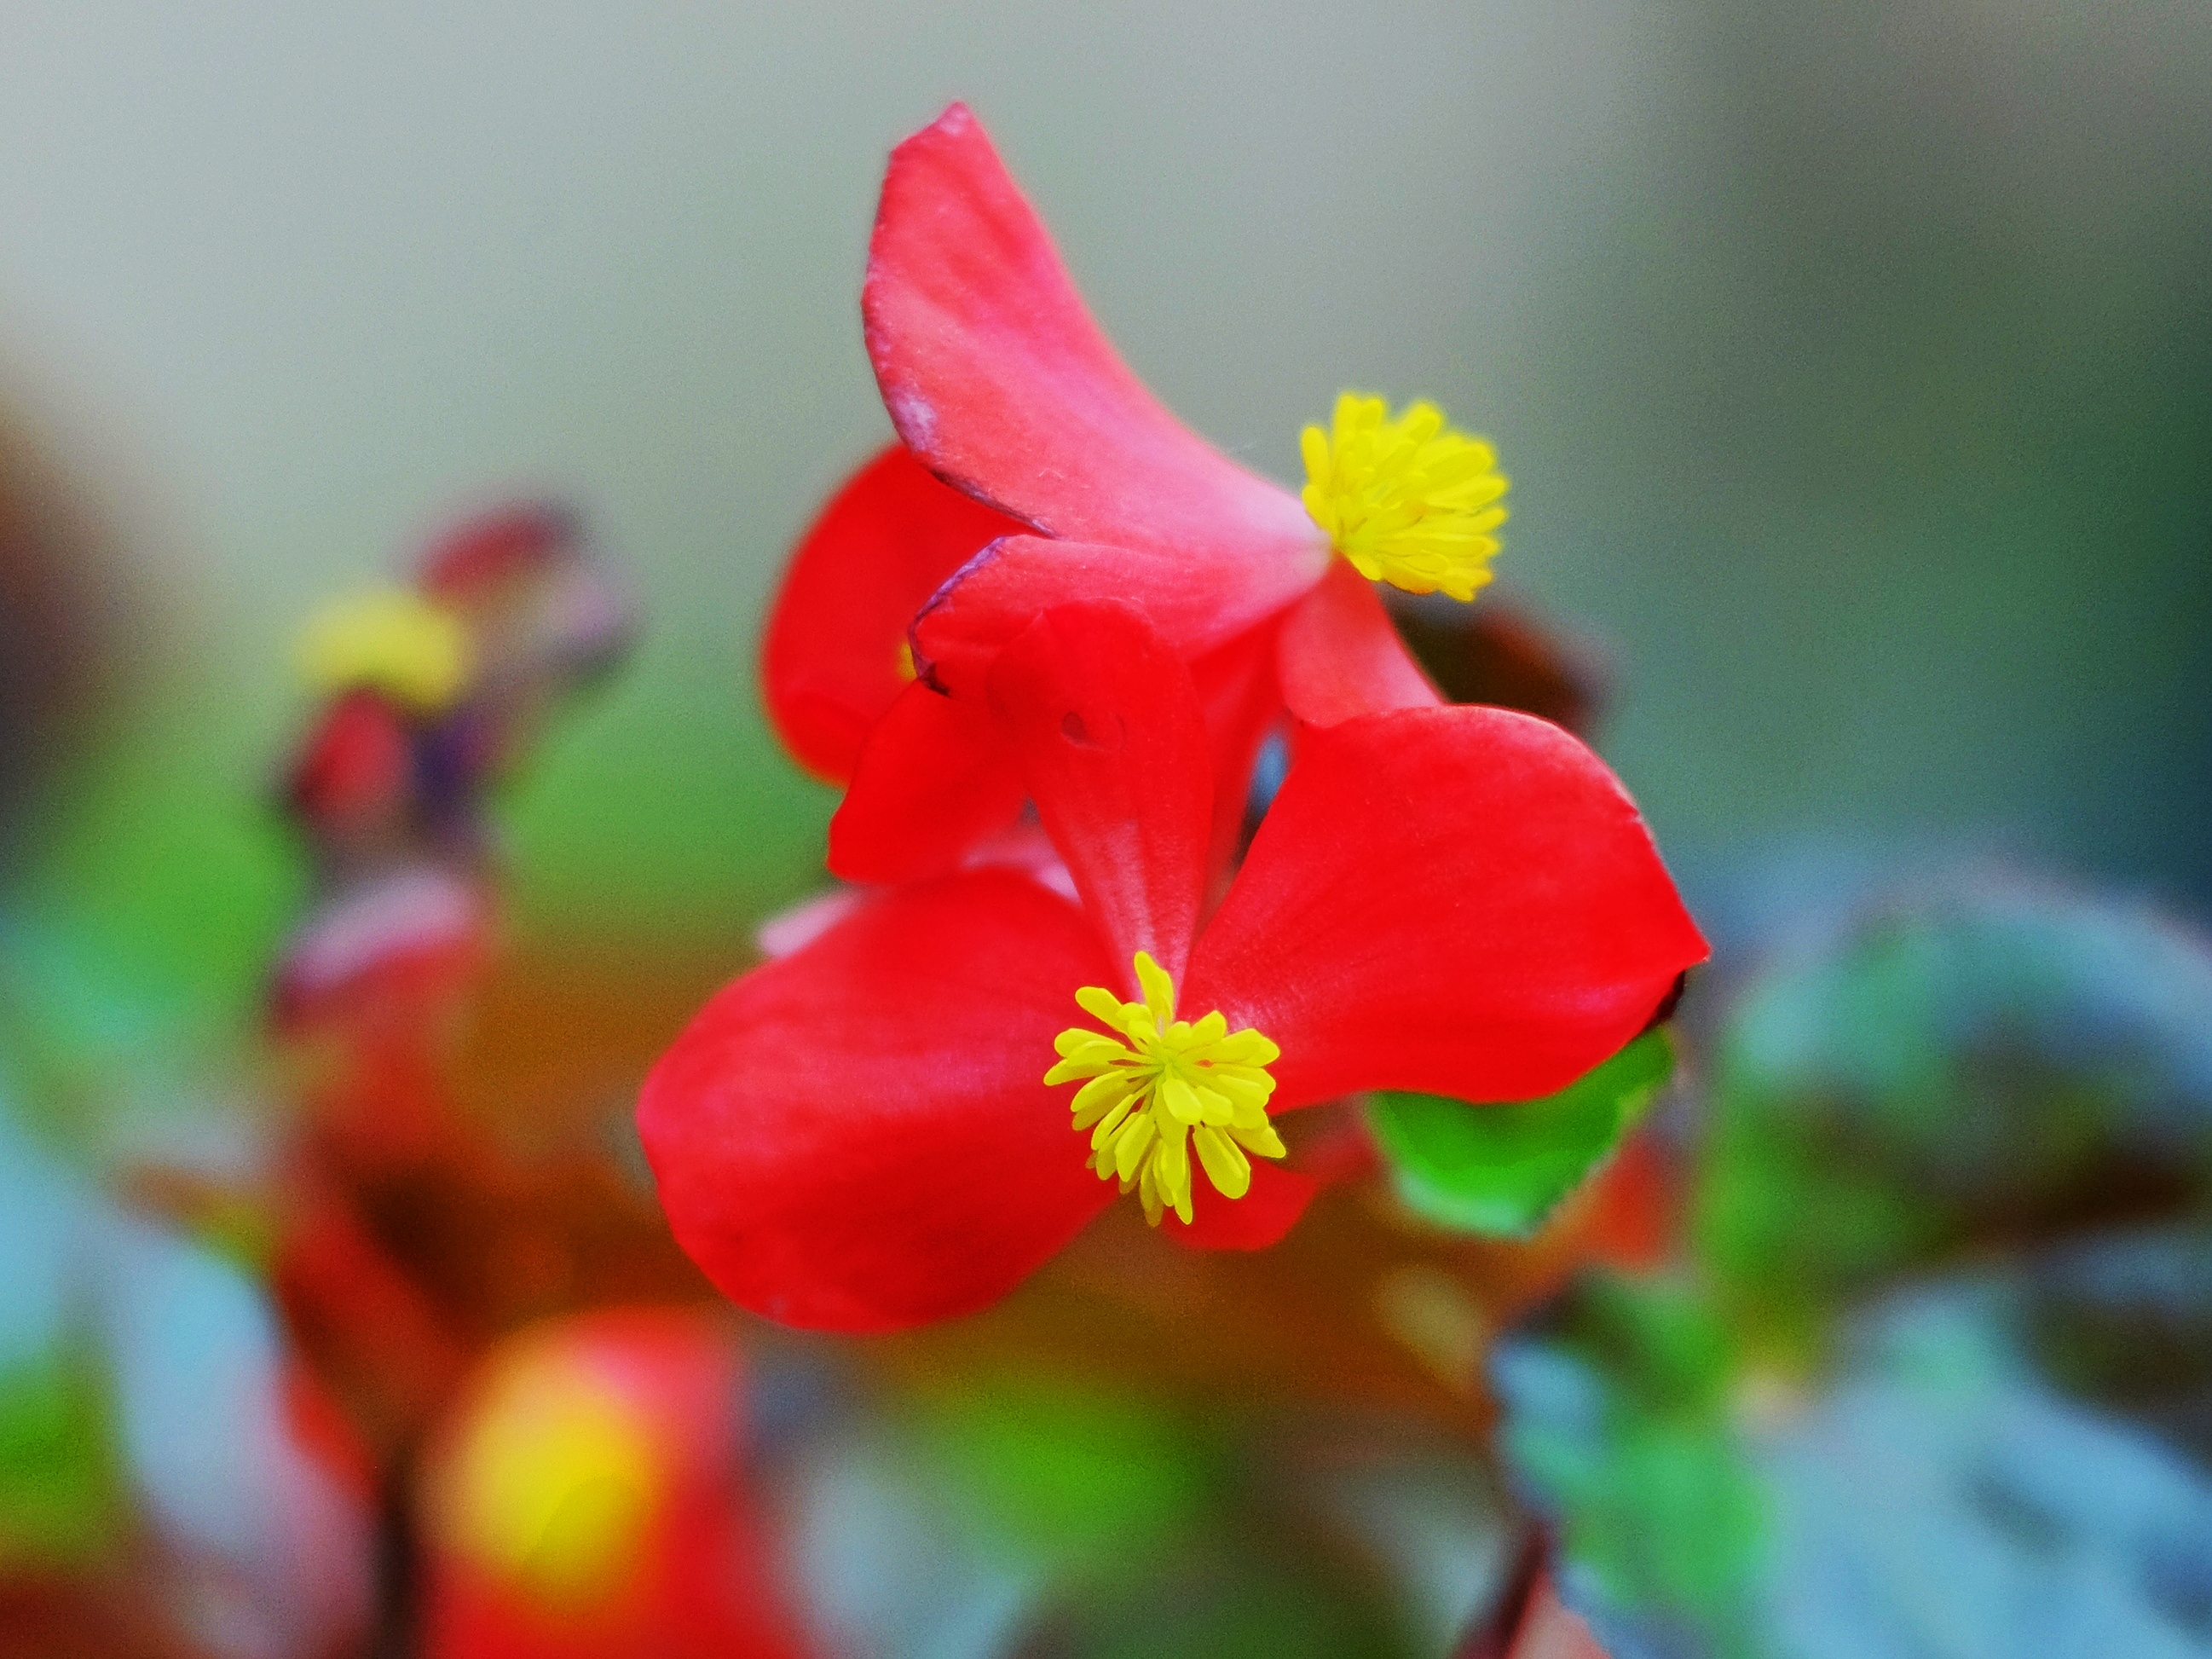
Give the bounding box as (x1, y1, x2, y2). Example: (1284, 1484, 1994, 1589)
(1298, 392, 1509, 602)
(297, 587, 475, 714)
(1044, 951, 1285, 1227)
(445, 1361, 659, 1608)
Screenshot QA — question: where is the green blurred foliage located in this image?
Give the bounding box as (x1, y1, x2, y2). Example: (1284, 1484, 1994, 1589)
(1494, 1274, 1764, 1657)
(1497, 884, 2212, 1657)
(0, 1354, 117, 1569)
(1696, 889, 2212, 1356)
(914, 1375, 1215, 1566)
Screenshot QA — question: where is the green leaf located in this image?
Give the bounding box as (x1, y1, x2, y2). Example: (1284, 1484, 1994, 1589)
(1366, 1029, 1675, 1237)
(0, 1355, 118, 1568)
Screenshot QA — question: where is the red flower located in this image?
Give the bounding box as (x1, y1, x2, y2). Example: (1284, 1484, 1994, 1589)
(418, 1308, 806, 1659)
(643, 604, 1704, 1332)
(764, 104, 1510, 886)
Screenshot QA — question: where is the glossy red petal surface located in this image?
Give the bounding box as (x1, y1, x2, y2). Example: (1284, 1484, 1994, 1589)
(914, 534, 1316, 702)
(1187, 706, 1707, 1108)
(866, 107, 1325, 628)
(1163, 1160, 1320, 1251)
(763, 445, 1024, 782)
(1277, 558, 1443, 725)
(826, 679, 1025, 885)
(638, 870, 1115, 1332)
(1188, 620, 1287, 882)
(988, 603, 1211, 985)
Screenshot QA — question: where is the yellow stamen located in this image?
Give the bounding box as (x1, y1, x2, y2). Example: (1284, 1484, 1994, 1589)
(296, 587, 474, 714)
(441, 1353, 661, 1609)
(1299, 392, 1509, 602)
(894, 636, 918, 683)
(1045, 951, 1285, 1227)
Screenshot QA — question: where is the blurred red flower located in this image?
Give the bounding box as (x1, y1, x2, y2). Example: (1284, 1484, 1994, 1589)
(417, 1308, 805, 1659)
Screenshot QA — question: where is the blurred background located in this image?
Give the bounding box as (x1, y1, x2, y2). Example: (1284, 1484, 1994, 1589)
(3, 0, 2205, 1036)
(1, 3, 2208, 1656)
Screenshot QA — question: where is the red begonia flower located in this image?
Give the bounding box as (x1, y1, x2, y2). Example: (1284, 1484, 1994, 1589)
(762, 445, 1023, 785)
(762, 103, 1512, 884)
(642, 604, 1703, 1332)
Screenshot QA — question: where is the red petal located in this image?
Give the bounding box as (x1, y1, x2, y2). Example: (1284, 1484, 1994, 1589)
(418, 501, 579, 597)
(1188, 620, 1287, 882)
(915, 534, 1318, 702)
(1163, 1161, 1320, 1251)
(826, 679, 1025, 885)
(867, 107, 1325, 636)
(1505, 1573, 1611, 1659)
(286, 690, 413, 836)
(762, 445, 1023, 783)
(638, 870, 1115, 1332)
(1187, 707, 1707, 1107)
(988, 603, 1212, 984)
(1276, 558, 1443, 725)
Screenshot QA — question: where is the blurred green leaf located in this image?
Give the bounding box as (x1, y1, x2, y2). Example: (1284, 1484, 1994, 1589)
(0, 1355, 116, 1568)
(1493, 1274, 1764, 1658)
(1367, 1030, 1674, 1237)
(1695, 889, 2212, 1350)
(915, 1376, 1214, 1564)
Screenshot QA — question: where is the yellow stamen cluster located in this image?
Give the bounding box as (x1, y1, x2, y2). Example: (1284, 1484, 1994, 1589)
(1044, 951, 1285, 1227)
(1300, 392, 1509, 602)
(442, 1359, 659, 1608)
(296, 587, 475, 714)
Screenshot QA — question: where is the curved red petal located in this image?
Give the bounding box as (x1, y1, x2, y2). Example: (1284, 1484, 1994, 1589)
(1276, 558, 1443, 725)
(763, 445, 1023, 783)
(1187, 706, 1707, 1108)
(915, 534, 1316, 703)
(987, 603, 1211, 985)
(638, 870, 1116, 1332)
(1188, 620, 1287, 882)
(826, 679, 1025, 885)
(1163, 1160, 1320, 1251)
(866, 106, 1325, 609)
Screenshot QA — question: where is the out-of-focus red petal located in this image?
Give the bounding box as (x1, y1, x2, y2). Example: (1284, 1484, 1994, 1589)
(1502, 1572, 1610, 1659)
(914, 534, 1318, 702)
(419, 502, 580, 598)
(638, 870, 1116, 1332)
(868, 107, 1325, 637)
(987, 603, 1210, 985)
(1163, 1160, 1320, 1251)
(1277, 558, 1443, 725)
(287, 690, 414, 835)
(1187, 707, 1707, 1108)
(826, 679, 1025, 885)
(764, 445, 1024, 782)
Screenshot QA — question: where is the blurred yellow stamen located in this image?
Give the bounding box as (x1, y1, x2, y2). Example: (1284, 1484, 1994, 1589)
(296, 587, 473, 714)
(894, 636, 918, 683)
(443, 1358, 660, 1609)
(1045, 951, 1285, 1227)
(1300, 393, 1509, 602)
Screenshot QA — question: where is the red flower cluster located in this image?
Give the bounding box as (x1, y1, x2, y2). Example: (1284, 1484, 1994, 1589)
(642, 106, 1706, 1332)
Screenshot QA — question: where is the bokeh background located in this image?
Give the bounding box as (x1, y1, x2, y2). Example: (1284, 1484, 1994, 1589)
(3, 0, 2205, 1043)
(3, 5, 2210, 1656)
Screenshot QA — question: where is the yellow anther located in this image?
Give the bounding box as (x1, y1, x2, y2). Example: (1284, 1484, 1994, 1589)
(442, 1356, 660, 1609)
(296, 587, 474, 714)
(1299, 392, 1509, 602)
(1045, 951, 1285, 1227)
